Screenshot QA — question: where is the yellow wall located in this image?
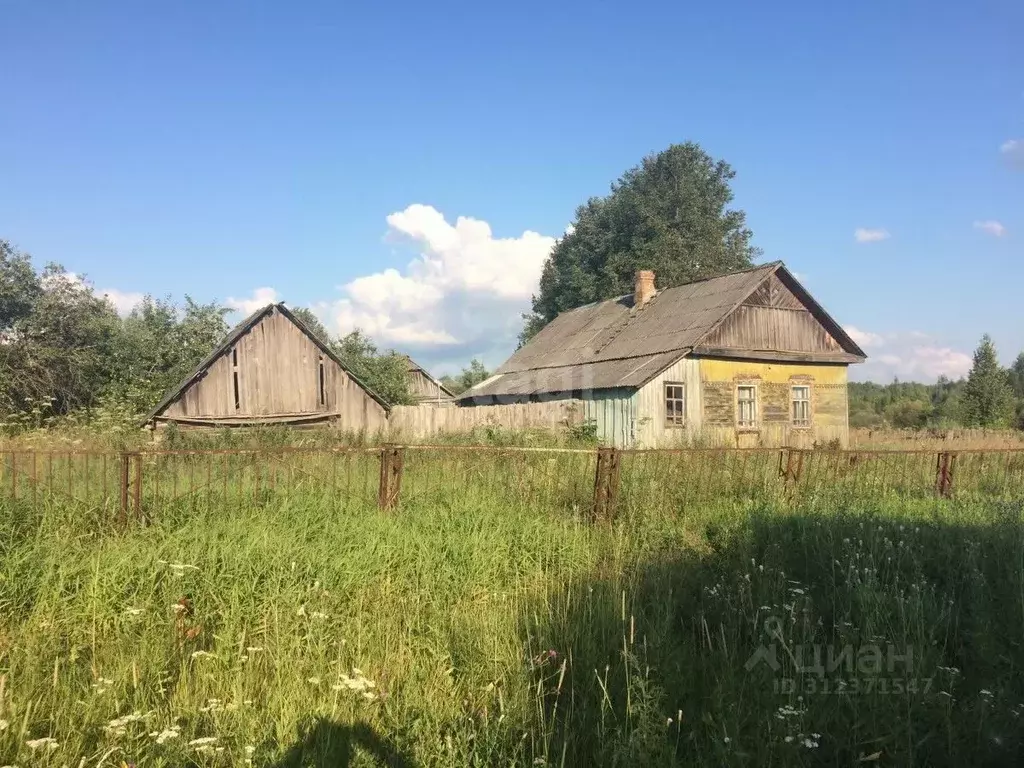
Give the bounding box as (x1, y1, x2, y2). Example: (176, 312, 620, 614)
(695, 358, 849, 448)
(697, 359, 848, 386)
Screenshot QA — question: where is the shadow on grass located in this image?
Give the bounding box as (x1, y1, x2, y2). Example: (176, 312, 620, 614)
(519, 502, 1024, 766)
(270, 717, 415, 768)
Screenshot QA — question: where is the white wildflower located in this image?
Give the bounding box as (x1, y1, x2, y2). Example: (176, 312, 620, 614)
(723, 736, 732, 744)
(308, 677, 321, 685)
(311, 611, 328, 620)
(124, 607, 145, 616)
(189, 736, 219, 746)
(191, 650, 216, 659)
(246, 646, 264, 653)
(26, 738, 59, 750)
(154, 726, 180, 744)
(784, 735, 794, 743)
(105, 712, 146, 735)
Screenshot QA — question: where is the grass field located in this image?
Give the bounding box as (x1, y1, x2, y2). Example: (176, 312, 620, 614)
(2, 448, 1024, 767)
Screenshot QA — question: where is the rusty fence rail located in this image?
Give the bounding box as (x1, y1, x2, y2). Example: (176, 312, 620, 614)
(2, 446, 1024, 526)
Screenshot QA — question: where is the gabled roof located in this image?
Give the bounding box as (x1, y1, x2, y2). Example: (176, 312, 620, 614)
(404, 355, 456, 398)
(460, 262, 865, 399)
(144, 303, 390, 422)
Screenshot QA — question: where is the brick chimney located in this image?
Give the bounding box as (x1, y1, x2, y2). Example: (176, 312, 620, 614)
(634, 270, 656, 307)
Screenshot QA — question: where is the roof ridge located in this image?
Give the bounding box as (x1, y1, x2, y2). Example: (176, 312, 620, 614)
(560, 261, 781, 317)
(660, 260, 781, 290)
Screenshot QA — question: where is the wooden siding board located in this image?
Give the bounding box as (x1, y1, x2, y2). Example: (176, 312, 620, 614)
(582, 389, 636, 447)
(389, 400, 581, 438)
(698, 304, 845, 356)
(634, 357, 702, 446)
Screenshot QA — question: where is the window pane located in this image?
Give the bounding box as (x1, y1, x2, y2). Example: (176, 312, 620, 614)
(665, 383, 686, 425)
(737, 385, 757, 426)
(791, 385, 810, 425)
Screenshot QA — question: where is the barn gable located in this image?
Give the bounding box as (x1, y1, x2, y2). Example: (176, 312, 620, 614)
(145, 304, 389, 427)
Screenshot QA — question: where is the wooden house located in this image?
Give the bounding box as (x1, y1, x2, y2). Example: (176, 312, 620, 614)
(144, 303, 389, 431)
(404, 356, 455, 405)
(459, 262, 866, 448)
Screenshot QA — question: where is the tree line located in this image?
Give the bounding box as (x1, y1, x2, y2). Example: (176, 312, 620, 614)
(0, 239, 491, 430)
(850, 335, 1024, 430)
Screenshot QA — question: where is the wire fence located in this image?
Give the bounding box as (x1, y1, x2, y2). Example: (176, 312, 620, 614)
(2, 445, 1024, 527)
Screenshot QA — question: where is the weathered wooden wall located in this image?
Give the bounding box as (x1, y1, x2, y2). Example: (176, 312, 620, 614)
(406, 368, 453, 405)
(634, 357, 702, 446)
(159, 308, 388, 432)
(389, 400, 583, 439)
(696, 274, 847, 358)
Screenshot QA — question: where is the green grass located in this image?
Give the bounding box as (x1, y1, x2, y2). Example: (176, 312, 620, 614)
(2, 452, 1024, 766)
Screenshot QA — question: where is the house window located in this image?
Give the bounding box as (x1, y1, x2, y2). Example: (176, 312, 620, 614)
(737, 385, 758, 428)
(791, 385, 811, 427)
(665, 382, 686, 427)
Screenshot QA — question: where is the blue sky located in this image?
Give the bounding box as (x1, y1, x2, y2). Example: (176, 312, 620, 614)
(1, 0, 1021, 382)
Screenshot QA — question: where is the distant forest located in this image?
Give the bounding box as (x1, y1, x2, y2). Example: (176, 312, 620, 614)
(850, 339, 1024, 430)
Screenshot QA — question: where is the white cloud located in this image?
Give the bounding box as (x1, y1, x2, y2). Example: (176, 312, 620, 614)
(102, 288, 146, 315)
(1001, 138, 1023, 168)
(314, 204, 556, 356)
(847, 328, 972, 382)
(46, 271, 145, 316)
(226, 287, 278, 315)
(973, 219, 1006, 237)
(854, 228, 890, 243)
(844, 325, 884, 349)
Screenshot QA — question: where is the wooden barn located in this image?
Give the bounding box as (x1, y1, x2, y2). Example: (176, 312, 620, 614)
(404, 356, 455, 405)
(144, 303, 389, 431)
(459, 262, 866, 448)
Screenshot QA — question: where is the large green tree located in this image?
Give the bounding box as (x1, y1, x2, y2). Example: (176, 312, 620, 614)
(960, 335, 1015, 428)
(104, 296, 230, 416)
(335, 329, 414, 406)
(521, 142, 761, 341)
(440, 358, 491, 395)
(0, 257, 120, 419)
(289, 307, 335, 349)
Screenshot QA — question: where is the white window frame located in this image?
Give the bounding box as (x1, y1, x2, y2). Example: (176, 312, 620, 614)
(664, 382, 686, 427)
(791, 384, 811, 427)
(736, 384, 758, 429)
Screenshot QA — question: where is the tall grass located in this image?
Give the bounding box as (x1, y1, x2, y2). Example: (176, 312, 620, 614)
(1, 454, 1023, 766)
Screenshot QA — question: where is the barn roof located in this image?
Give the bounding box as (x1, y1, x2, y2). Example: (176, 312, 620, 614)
(460, 262, 865, 399)
(144, 303, 391, 423)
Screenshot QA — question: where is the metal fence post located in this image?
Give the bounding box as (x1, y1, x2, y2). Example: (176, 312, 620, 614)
(592, 447, 621, 522)
(377, 445, 404, 511)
